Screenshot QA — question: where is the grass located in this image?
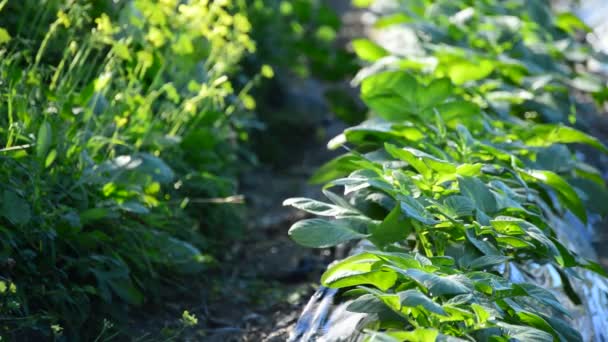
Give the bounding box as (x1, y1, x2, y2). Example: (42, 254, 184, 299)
(0, 0, 259, 339)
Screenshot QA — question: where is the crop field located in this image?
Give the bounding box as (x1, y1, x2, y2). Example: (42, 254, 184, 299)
(0, 0, 607, 341)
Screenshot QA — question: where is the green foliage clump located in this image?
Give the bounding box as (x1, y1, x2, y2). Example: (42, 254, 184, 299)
(287, 0, 608, 340)
(0, 0, 258, 338)
(248, 0, 357, 81)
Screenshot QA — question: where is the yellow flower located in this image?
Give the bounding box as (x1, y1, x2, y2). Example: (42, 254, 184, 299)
(160, 0, 178, 7)
(181, 310, 198, 327)
(51, 324, 63, 335)
(95, 14, 115, 36)
(137, 50, 154, 70)
(215, 0, 231, 8)
(57, 10, 71, 28)
(233, 13, 251, 33)
(261, 65, 274, 78)
(146, 27, 166, 48)
(241, 94, 256, 110)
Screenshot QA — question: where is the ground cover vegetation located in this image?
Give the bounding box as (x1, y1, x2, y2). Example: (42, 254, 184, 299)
(287, 0, 608, 340)
(0, 0, 276, 339)
(0, 0, 360, 339)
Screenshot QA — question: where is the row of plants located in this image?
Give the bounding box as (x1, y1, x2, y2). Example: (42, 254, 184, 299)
(245, 0, 363, 166)
(287, 0, 608, 340)
(0, 0, 270, 339)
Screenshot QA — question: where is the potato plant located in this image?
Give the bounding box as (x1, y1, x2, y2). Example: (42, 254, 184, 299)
(286, 0, 608, 340)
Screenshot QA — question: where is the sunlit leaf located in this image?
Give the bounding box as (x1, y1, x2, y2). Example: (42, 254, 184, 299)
(352, 39, 389, 62)
(288, 218, 369, 248)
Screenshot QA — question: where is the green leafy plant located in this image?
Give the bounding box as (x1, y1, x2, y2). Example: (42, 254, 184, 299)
(245, 0, 364, 166)
(0, 0, 260, 338)
(350, 0, 608, 124)
(286, 0, 608, 340)
(247, 0, 357, 81)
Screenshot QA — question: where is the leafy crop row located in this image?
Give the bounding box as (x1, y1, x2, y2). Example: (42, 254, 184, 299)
(0, 0, 265, 339)
(287, 0, 608, 340)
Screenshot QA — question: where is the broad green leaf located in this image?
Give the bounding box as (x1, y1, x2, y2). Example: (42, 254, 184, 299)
(322, 253, 381, 283)
(458, 176, 497, 215)
(569, 178, 608, 215)
(310, 154, 363, 184)
(515, 311, 558, 340)
(467, 255, 510, 270)
(466, 229, 502, 256)
(490, 217, 526, 235)
(519, 169, 586, 223)
(323, 189, 359, 211)
(400, 196, 438, 225)
(394, 268, 471, 296)
(402, 147, 456, 174)
(456, 163, 483, 177)
(444, 59, 494, 85)
(496, 322, 553, 342)
(352, 0, 374, 8)
(570, 74, 603, 92)
(283, 197, 358, 217)
(363, 288, 402, 312)
(118, 201, 149, 214)
(36, 121, 53, 159)
(386, 143, 431, 178)
(136, 153, 175, 184)
(398, 289, 446, 315)
(374, 13, 413, 28)
(579, 258, 608, 277)
(524, 124, 608, 154)
(343, 120, 426, 145)
(376, 251, 425, 270)
(550, 237, 577, 268)
(422, 100, 481, 129)
(496, 236, 535, 249)
(555, 12, 591, 34)
(371, 205, 410, 247)
(108, 278, 144, 306)
(492, 217, 560, 258)
(321, 253, 398, 291)
(79, 208, 111, 224)
(45, 149, 57, 168)
(109, 153, 175, 184)
(352, 39, 389, 62)
(2, 190, 31, 225)
(533, 144, 572, 173)
(471, 303, 490, 324)
(326, 269, 399, 291)
(361, 71, 418, 121)
(442, 195, 475, 217)
(519, 283, 570, 317)
(347, 294, 388, 313)
(366, 329, 439, 342)
(416, 78, 452, 110)
(288, 218, 369, 248)
(540, 314, 583, 341)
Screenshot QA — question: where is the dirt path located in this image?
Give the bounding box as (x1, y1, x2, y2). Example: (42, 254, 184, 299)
(127, 94, 347, 341)
(126, 1, 361, 339)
